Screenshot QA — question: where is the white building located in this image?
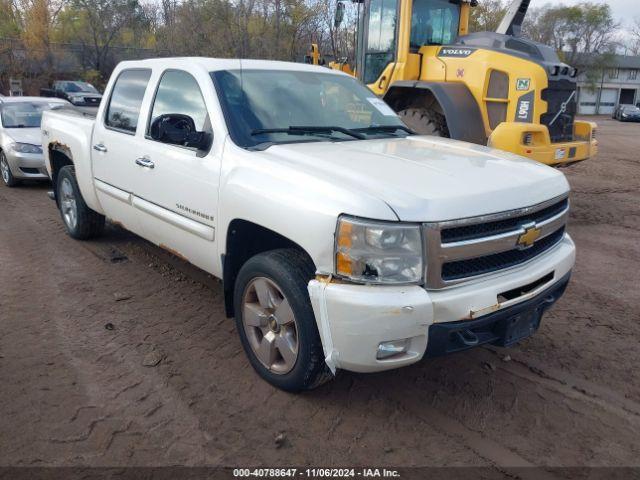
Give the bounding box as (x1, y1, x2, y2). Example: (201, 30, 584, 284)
(576, 55, 640, 115)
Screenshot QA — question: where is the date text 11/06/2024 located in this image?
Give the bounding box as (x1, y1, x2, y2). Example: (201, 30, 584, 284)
(232, 468, 401, 478)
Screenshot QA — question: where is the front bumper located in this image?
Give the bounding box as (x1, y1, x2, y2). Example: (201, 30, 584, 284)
(4, 150, 48, 179)
(488, 120, 597, 166)
(308, 234, 575, 373)
(425, 272, 569, 357)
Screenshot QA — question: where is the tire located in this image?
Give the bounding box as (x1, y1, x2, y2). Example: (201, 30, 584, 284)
(56, 165, 105, 240)
(398, 107, 450, 137)
(234, 249, 333, 392)
(0, 151, 19, 187)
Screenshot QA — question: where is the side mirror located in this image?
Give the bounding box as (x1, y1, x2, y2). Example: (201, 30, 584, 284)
(150, 113, 212, 151)
(334, 2, 345, 28)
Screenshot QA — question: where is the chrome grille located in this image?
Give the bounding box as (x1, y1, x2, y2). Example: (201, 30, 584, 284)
(441, 198, 568, 243)
(423, 194, 569, 289)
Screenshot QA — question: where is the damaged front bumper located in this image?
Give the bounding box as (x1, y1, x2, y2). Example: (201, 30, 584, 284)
(308, 234, 575, 374)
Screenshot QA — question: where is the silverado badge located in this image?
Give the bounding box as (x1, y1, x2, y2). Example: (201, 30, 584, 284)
(517, 223, 542, 249)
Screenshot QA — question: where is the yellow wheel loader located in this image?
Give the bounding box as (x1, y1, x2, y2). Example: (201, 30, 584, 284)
(324, 0, 597, 165)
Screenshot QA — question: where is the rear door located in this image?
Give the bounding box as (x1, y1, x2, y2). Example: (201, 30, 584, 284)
(91, 69, 152, 234)
(132, 68, 221, 274)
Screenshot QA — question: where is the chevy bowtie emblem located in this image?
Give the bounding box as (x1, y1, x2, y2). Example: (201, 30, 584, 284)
(517, 223, 541, 249)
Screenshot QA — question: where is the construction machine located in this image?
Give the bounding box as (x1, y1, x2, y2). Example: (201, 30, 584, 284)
(321, 0, 597, 165)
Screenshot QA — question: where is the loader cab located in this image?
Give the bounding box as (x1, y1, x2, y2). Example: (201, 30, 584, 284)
(350, 0, 470, 86)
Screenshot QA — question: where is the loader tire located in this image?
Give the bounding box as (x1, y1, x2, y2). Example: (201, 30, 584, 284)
(398, 107, 450, 138)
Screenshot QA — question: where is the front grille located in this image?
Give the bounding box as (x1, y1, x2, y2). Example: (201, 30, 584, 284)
(441, 198, 568, 243)
(541, 79, 576, 143)
(423, 194, 570, 289)
(442, 227, 565, 281)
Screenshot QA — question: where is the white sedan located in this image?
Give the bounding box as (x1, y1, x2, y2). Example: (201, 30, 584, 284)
(0, 97, 69, 187)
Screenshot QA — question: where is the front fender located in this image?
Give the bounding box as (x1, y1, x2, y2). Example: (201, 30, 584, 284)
(217, 147, 398, 275)
(384, 81, 487, 145)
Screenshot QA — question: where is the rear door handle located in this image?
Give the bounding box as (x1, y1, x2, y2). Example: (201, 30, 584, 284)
(135, 157, 155, 169)
(93, 143, 107, 153)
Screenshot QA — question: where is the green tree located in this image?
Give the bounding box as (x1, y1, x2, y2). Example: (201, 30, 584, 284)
(0, 0, 21, 37)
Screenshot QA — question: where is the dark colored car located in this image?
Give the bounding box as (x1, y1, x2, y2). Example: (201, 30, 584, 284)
(616, 105, 640, 122)
(40, 81, 102, 107)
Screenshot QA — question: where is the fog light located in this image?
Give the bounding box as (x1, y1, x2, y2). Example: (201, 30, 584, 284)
(377, 339, 409, 359)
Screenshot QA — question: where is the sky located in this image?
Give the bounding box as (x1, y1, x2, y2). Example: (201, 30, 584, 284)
(529, 0, 638, 29)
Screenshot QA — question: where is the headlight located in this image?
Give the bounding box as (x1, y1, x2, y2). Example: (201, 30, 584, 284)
(10, 143, 42, 154)
(335, 216, 423, 284)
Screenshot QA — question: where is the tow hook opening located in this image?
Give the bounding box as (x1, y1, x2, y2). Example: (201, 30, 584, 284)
(456, 329, 479, 347)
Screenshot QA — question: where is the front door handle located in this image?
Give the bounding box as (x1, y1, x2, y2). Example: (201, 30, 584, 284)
(135, 157, 155, 169)
(93, 143, 107, 153)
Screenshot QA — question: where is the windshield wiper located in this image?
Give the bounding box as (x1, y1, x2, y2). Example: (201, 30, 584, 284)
(353, 125, 415, 136)
(251, 126, 366, 140)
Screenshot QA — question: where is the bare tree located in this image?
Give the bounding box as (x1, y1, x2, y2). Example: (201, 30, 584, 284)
(629, 17, 640, 55)
(469, 0, 506, 33)
(69, 0, 143, 76)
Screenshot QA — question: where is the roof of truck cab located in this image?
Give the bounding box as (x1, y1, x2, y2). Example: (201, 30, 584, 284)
(115, 57, 345, 75)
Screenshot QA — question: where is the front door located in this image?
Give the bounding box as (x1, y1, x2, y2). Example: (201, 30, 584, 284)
(133, 69, 220, 274)
(91, 69, 152, 234)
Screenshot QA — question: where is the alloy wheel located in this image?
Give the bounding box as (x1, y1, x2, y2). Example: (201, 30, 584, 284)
(60, 177, 78, 230)
(0, 154, 9, 184)
(242, 277, 299, 374)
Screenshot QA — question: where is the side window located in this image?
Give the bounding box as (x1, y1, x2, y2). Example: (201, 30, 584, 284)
(149, 70, 209, 136)
(105, 69, 152, 133)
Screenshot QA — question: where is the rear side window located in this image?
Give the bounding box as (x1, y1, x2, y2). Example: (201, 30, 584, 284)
(105, 69, 151, 133)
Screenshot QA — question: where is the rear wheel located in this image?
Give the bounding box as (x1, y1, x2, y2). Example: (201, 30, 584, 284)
(234, 249, 332, 392)
(0, 151, 19, 187)
(57, 165, 105, 239)
(398, 107, 450, 137)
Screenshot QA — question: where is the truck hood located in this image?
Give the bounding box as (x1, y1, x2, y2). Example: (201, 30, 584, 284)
(264, 136, 570, 222)
(5, 128, 42, 146)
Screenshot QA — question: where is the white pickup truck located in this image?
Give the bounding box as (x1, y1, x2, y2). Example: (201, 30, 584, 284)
(42, 58, 575, 391)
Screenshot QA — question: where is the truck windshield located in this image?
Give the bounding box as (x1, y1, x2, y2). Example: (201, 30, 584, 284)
(410, 0, 460, 49)
(0, 102, 56, 128)
(63, 82, 99, 94)
(211, 69, 410, 149)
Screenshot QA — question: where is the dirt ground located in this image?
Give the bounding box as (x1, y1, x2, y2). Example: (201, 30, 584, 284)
(0, 117, 639, 472)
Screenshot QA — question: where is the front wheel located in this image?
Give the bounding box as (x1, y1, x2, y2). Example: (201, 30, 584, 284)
(57, 165, 105, 239)
(0, 151, 19, 187)
(234, 249, 333, 392)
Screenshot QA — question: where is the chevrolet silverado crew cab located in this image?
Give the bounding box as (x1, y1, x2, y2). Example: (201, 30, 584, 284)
(41, 58, 575, 391)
